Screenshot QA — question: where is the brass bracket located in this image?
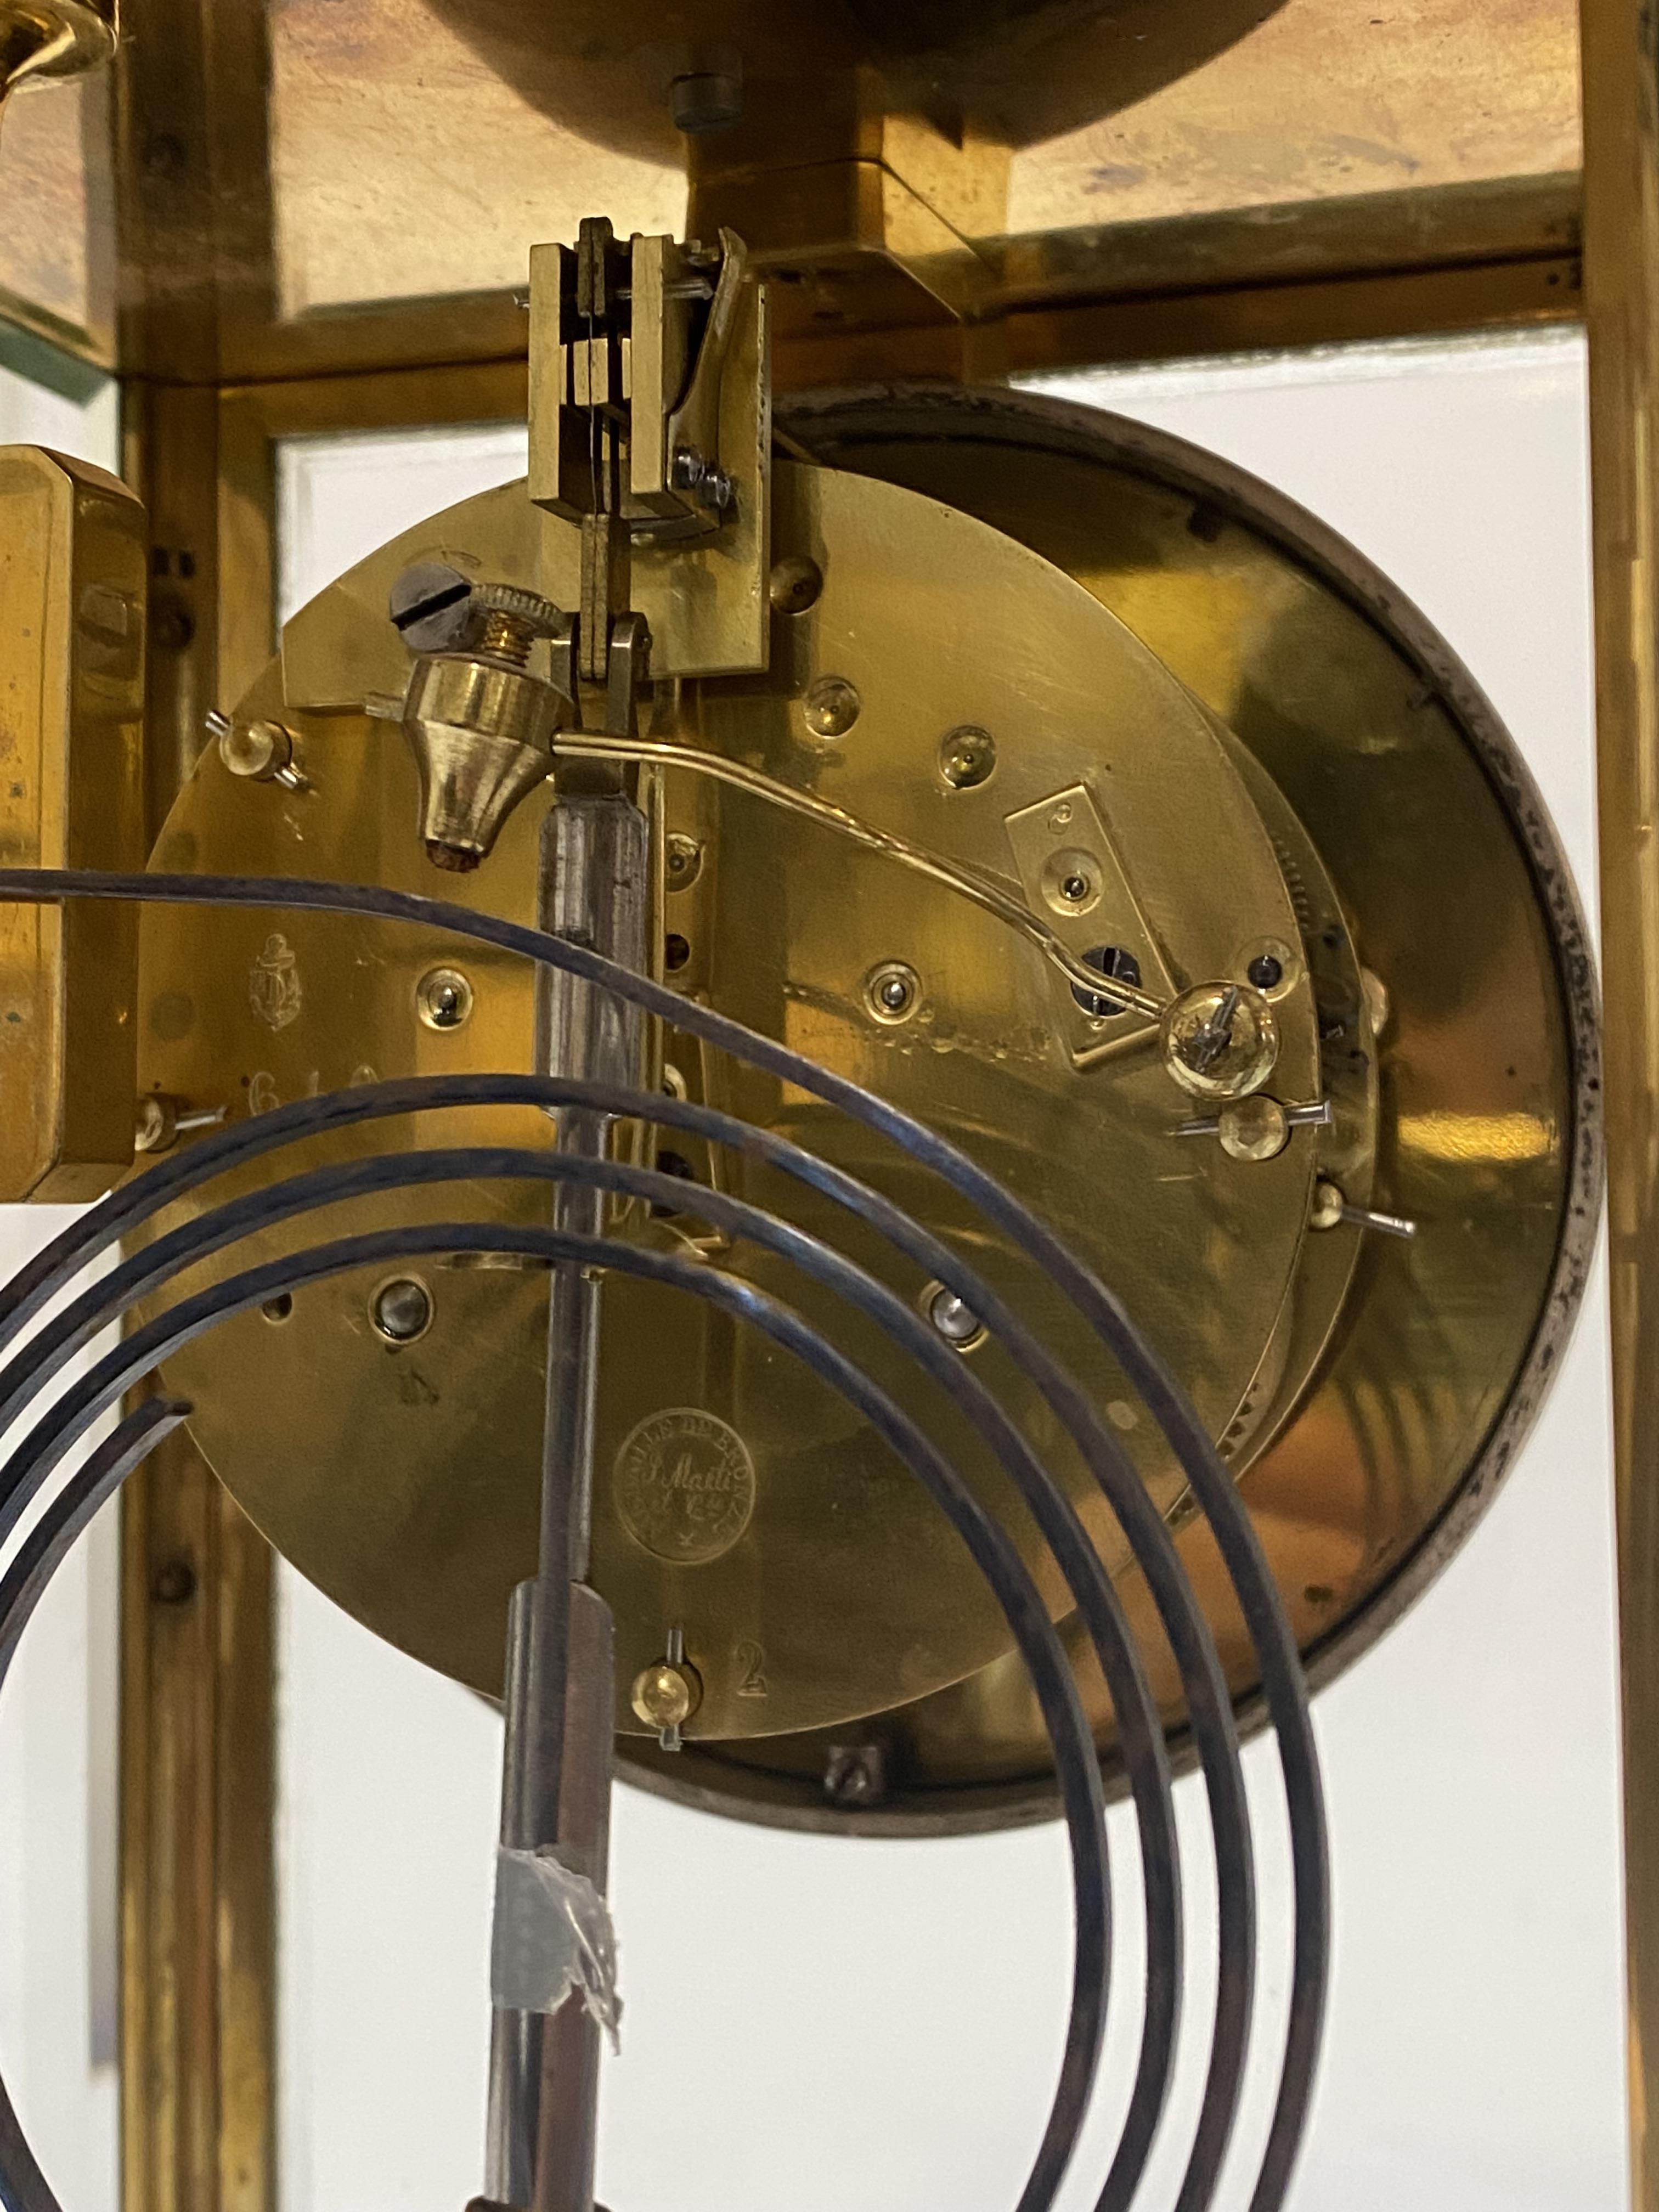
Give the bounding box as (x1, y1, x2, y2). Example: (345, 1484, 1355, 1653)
(529, 219, 771, 682)
(1003, 782, 1175, 1068)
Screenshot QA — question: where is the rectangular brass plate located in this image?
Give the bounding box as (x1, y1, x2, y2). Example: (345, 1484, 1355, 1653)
(0, 443, 146, 1200)
(1004, 781, 1173, 1068)
(629, 275, 771, 679)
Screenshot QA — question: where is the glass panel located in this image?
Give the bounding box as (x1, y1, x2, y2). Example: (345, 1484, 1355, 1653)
(269, 339, 1623, 2212)
(269, 2, 685, 319)
(0, 360, 124, 2212)
(0, 76, 113, 363)
(1004, 2, 1579, 235)
(263, 0, 1579, 319)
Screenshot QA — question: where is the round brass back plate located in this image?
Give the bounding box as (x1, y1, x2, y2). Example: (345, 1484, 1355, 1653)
(138, 460, 1329, 1743)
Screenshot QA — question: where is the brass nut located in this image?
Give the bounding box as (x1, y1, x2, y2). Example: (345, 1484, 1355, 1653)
(402, 650, 565, 870)
(406, 651, 562, 750)
(631, 1658, 702, 1731)
(219, 717, 296, 782)
(471, 583, 566, 670)
(1361, 966, 1392, 1038)
(134, 1094, 177, 1154)
(939, 725, 996, 790)
(471, 581, 562, 629)
(1161, 980, 1279, 1102)
(416, 967, 473, 1031)
(1310, 1178, 1346, 1231)
(1218, 1096, 1290, 1163)
(803, 674, 860, 738)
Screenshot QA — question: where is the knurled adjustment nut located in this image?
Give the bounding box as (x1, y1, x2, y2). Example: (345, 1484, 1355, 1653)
(470, 582, 565, 635)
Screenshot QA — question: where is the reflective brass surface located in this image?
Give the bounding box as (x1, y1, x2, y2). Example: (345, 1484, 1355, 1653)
(136, 449, 1336, 1743)
(0, 0, 114, 100)
(638, 384, 1590, 1826)
(0, 441, 145, 1199)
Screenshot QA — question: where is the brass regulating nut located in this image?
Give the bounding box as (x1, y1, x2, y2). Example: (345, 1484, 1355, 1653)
(470, 582, 566, 669)
(631, 1657, 702, 1733)
(395, 583, 572, 872)
(1161, 980, 1279, 1102)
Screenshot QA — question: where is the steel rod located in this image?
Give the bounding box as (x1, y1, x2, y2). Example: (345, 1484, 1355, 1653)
(486, 1582, 540, 2208)
(515, 795, 647, 2212)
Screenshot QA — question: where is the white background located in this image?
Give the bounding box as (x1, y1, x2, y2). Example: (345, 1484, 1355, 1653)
(0, 330, 1626, 2212)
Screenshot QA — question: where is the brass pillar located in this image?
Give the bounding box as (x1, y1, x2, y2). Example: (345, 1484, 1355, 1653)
(1581, 0, 1659, 2199)
(117, 375, 278, 2212)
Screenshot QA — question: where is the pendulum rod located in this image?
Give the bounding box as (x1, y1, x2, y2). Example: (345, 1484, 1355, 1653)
(485, 792, 648, 2212)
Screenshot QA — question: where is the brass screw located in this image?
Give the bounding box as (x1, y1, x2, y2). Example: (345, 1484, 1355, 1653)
(416, 967, 474, 1031)
(371, 1276, 433, 1343)
(940, 726, 996, 790)
(924, 1282, 984, 1350)
(804, 675, 860, 738)
(769, 555, 822, 614)
(1238, 935, 1299, 999)
(665, 833, 704, 890)
(1041, 848, 1102, 917)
